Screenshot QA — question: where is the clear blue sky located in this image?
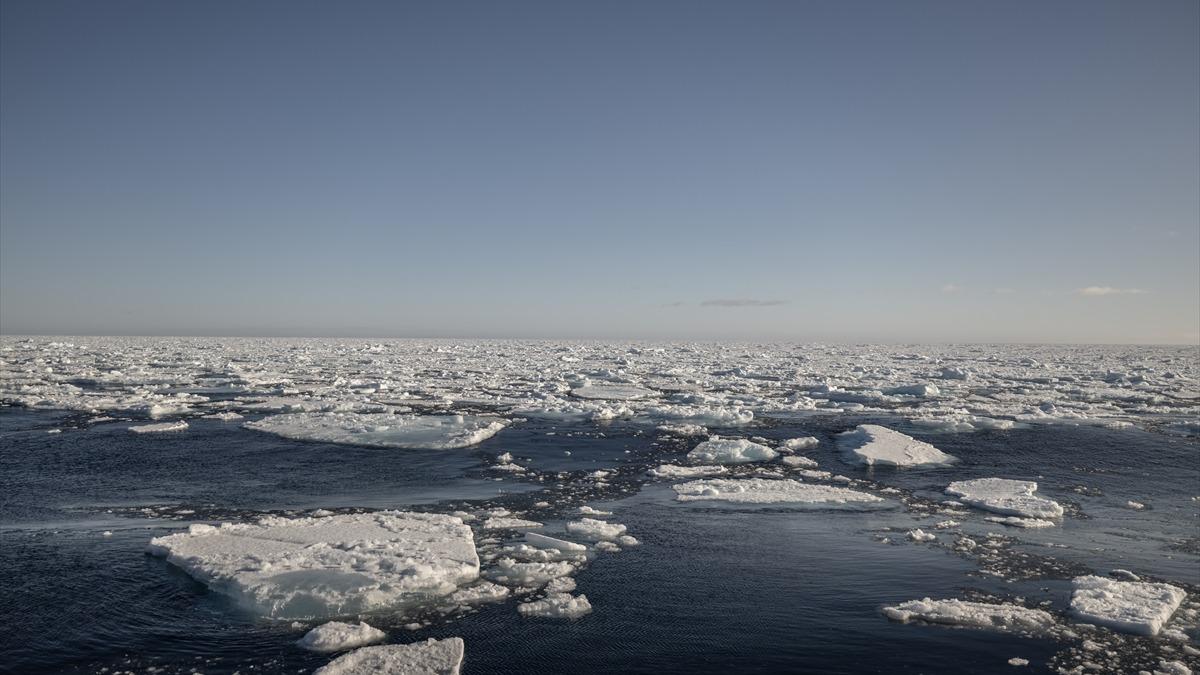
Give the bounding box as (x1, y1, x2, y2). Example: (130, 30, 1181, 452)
(2, 1, 1197, 342)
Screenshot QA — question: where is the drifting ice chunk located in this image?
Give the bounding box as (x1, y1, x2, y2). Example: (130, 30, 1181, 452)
(129, 421, 189, 434)
(244, 413, 508, 449)
(147, 512, 478, 619)
(686, 438, 778, 465)
(907, 529, 936, 542)
(647, 464, 728, 479)
(781, 455, 819, 468)
(565, 518, 627, 542)
(297, 621, 386, 653)
(518, 593, 593, 619)
(313, 638, 464, 675)
(481, 517, 543, 530)
(945, 478, 1064, 520)
(837, 425, 955, 467)
(985, 516, 1056, 529)
(570, 385, 655, 400)
(673, 478, 884, 507)
(488, 558, 575, 586)
(525, 532, 587, 552)
(1069, 575, 1186, 636)
(882, 598, 1056, 634)
(780, 436, 819, 451)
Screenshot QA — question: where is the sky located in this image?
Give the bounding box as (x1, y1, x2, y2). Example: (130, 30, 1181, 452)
(1, 1, 1197, 343)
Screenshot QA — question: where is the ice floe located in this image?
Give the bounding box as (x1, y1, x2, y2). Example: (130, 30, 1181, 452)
(686, 438, 778, 465)
(565, 518, 628, 542)
(882, 598, 1056, 634)
(313, 637, 464, 675)
(647, 464, 729, 479)
(837, 425, 956, 467)
(945, 478, 1064, 520)
(147, 512, 478, 619)
(1069, 575, 1186, 636)
(672, 478, 884, 507)
(244, 413, 508, 449)
(517, 593, 593, 619)
(297, 621, 386, 653)
(129, 420, 189, 434)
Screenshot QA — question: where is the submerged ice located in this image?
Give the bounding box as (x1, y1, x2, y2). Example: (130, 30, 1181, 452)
(244, 413, 508, 449)
(945, 478, 1064, 520)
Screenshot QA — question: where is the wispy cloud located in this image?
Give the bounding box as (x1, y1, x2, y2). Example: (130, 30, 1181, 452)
(1075, 286, 1147, 297)
(941, 283, 962, 294)
(700, 298, 788, 307)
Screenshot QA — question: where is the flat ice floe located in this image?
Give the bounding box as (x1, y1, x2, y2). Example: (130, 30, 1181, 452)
(517, 592, 593, 619)
(525, 532, 587, 552)
(569, 384, 655, 400)
(244, 413, 508, 449)
(836, 425, 956, 467)
(882, 598, 1056, 634)
(147, 512, 479, 619)
(647, 464, 728, 479)
(686, 438, 778, 465)
(945, 478, 1064, 520)
(673, 478, 884, 507)
(1069, 575, 1187, 636)
(297, 621, 386, 653)
(129, 420, 189, 434)
(313, 638, 464, 675)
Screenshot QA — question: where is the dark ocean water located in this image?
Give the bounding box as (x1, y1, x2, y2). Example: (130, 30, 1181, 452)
(1, 407, 1196, 674)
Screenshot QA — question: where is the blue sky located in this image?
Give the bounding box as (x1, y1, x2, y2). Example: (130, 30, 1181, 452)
(2, 1, 1197, 342)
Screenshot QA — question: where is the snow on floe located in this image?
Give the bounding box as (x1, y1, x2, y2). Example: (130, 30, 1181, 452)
(836, 425, 955, 467)
(147, 512, 478, 619)
(518, 592, 593, 619)
(1069, 575, 1187, 636)
(882, 598, 1056, 634)
(570, 384, 655, 400)
(129, 420, 189, 434)
(672, 478, 884, 507)
(647, 464, 728, 479)
(313, 637, 464, 675)
(945, 478, 1064, 520)
(686, 438, 778, 465)
(244, 413, 508, 449)
(297, 621, 386, 653)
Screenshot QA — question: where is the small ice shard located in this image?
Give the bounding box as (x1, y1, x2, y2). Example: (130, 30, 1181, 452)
(518, 593, 593, 619)
(1124, 500, 1147, 510)
(837, 425, 955, 467)
(780, 436, 819, 451)
(647, 464, 729, 479)
(657, 423, 708, 437)
(907, 529, 936, 542)
(147, 512, 478, 619)
(570, 385, 655, 400)
(442, 581, 510, 606)
(297, 621, 386, 653)
(1069, 575, 1186, 636)
(244, 413, 508, 449)
(129, 421, 189, 434)
(577, 505, 612, 516)
(945, 478, 1064, 520)
(313, 637, 464, 675)
(882, 598, 1056, 634)
(480, 517, 543, 530)
(984, 516, 1056, 529)
(565, 518, 627, 542)
(686, 438, 778, 465)
(1008, 658, 1029, 667)
(673, 478, 884, 507)
(524, 532, 587, 552)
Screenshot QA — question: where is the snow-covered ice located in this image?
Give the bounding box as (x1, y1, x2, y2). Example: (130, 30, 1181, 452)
(945, 478, 1064, 520)
(129, 420, 189, 434)
(517, 593, 593, 619)
(296, 621, 386, 653)
(672, 478, 884, 507)
(686, 438, 778, 465)
(244, 413, 508, 449)
(565, 518, 628, 542)
(524, 532, 587, 552)
(312, 637, 464, 675)
(1069, 575, 1186, 636)
(882, 598, 1056, 634)
(647, 464, 728, 479)
(837, 425, 956, 467)
(147, 512, 479, 619)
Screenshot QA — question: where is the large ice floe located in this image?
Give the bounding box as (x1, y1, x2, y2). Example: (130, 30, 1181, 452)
(881, 598, 1056, 635)
(686, 438, 778, 464)
(945, 478, 1064, 520)
(147, 512, 479, 619)
(1069, 575, 1187, 636)
(313, 638, 464, 675)
(673, 478, 884, 508)
(836, 425, 956, 467)
(244, 413, 508, 449)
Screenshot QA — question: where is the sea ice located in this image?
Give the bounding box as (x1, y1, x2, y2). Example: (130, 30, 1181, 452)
(686, 438, 778, 465)
(570, 385, 655, 400)
(672, 478, 884, 507)
(780, 436, 819, 451)
(129, 420, 189, 434)
(312, 637, 464, 675)
(297, 621, 386, 653)
(1069, 575, 1186, 636)
(244, 413, 508, 449)
(647, 464, 728, 479)
(882, 598, 1056, 634)
(837, 425, 955, 467)
(524, 532, 587, 552)
(565, 518, 628, 542)
(147, 512, 479, 619)
(517, 593, 593, 619)
(945, 478, 1064, 520)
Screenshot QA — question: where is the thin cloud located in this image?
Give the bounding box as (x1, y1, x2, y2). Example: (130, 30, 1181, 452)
(941, 283, 962, 294)
(993, 288, 1016, 295)
(700, 298, 788, 307)
(1075, 286, 1147, 297)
